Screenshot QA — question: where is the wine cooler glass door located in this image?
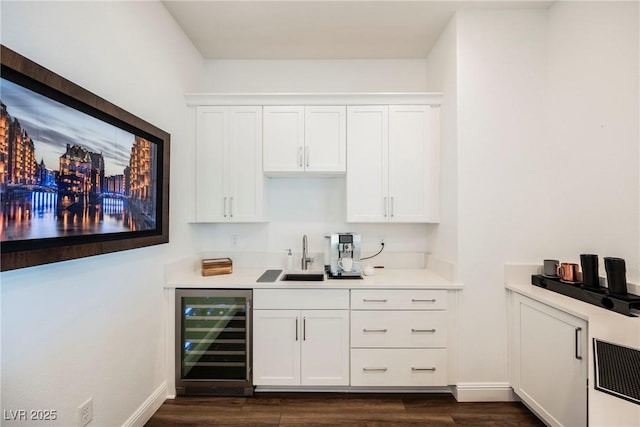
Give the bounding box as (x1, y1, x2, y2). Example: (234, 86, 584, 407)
(178, 290, 251, 384)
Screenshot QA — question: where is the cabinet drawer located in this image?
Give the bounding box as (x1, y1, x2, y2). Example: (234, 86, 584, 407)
(254, 289, 349, 309)
(351, 311, 447, 348)
(351, 290, 447, 310)
(351, 349, 447, 387)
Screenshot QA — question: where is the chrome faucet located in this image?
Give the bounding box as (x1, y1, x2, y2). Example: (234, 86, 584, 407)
(301, 234, 313, 270)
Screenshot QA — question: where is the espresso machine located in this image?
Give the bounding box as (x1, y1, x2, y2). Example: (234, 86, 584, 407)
(328, 232, 362, 278)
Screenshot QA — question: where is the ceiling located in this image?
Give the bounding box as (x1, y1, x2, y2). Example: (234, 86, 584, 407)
(162, 1, 554, 60)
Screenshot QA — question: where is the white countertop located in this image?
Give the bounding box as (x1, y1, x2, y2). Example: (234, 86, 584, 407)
(165, 267, 461, 290)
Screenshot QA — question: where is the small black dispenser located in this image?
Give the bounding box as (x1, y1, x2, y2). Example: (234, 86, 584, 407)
(580, 254, 600, 288)
(604, 257, 628, 295)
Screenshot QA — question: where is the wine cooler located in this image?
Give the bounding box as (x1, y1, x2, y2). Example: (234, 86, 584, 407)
(175, 289, 253, 395)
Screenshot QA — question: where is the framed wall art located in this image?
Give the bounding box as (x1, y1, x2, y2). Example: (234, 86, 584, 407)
(0, 45, 170, 271)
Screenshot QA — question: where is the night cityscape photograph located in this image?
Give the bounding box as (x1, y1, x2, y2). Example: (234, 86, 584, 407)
(0, 77, 158, 242)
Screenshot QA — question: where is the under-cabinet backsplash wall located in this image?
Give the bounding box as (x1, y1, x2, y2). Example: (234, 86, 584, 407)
(190, 177, 438, 258)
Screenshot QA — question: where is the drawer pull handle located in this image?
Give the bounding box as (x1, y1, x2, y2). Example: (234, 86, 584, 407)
(363, 329, 388, 333)
(411, 328, 436, 333)
(411, 367, 436, 372)
(363, 299, 388, 303)
(363, 367, 388, 372)
(411, 299, 436, 303)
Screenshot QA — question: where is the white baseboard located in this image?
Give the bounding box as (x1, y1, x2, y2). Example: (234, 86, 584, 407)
(254, 385, 452, 393)
(122, 381, 168, 427)
(453, 382, 517, 402)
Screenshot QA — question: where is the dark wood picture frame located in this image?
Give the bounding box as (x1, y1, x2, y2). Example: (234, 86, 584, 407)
(1, 45, 170, 271)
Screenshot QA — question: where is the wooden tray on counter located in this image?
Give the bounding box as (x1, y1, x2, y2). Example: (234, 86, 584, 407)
(202, 258, 233, 276)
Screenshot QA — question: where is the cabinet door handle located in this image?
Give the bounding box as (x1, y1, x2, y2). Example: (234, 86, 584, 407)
(411, 328, 436, 333)
(295, 317, 299, 341)
(391, 196, 395, 217)
(363, 328, 388, 333)
(303, 317, 306, 341)
(298, 146, 303, 167)
(363, 367, 387, 372)
(411, 299, 436, 303)
(575, 327, 583, 360)
(229, 197, 233, 218)
(305, 146, 310, 168)
(411, 367, 436, 372)
(223, 197, 227, 218)
(363, 299, 388, 303)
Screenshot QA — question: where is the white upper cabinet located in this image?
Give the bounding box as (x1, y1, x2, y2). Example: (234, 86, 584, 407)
(193, 106, 264, 222)
(263, 106, 346, 175)
(304, 106, 347, 173)
(186, 93, 441, 223)
(347, 105, 440, 223)
(346, 106, 389, 222)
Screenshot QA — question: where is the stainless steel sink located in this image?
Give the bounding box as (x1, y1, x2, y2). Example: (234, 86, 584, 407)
(280, 272, 325, 281)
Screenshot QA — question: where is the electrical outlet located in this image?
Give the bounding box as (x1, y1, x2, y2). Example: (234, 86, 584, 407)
(78, 398, 93, 427)
(231, 235, 239, 247)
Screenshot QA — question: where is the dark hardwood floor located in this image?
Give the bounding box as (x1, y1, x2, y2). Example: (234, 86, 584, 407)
(145, 393, 545, 426)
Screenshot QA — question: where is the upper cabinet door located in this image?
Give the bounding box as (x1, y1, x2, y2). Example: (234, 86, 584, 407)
(263, 106, 305, 173)
(304, 106, 346, 173)
(388, 105, 439, 223)
(194, 106, 228, 222)
(228, 106, 264, 222)
(346, 106, 389, 222)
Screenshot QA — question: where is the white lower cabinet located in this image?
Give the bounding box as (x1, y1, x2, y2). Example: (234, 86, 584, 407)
(510, 293, 588, 427)
(350, 289, 448, 387)
(253, 288, 451, 389)
(253, 290, 350, 386)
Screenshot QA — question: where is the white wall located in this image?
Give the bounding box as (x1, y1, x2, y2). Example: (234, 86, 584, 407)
(201, 59, 427, 93)
(0, 1, 202, 426)
(545, 3, 639, 422)
(453, 0, 639, 400)
(424, 16, 458, 266)
(545, 1, 639, 283)
(455, 8, 549, 388)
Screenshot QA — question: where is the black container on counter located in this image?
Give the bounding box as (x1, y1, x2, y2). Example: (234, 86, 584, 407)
(580, 254, 600, 288)
(604, 257, 628, 295)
